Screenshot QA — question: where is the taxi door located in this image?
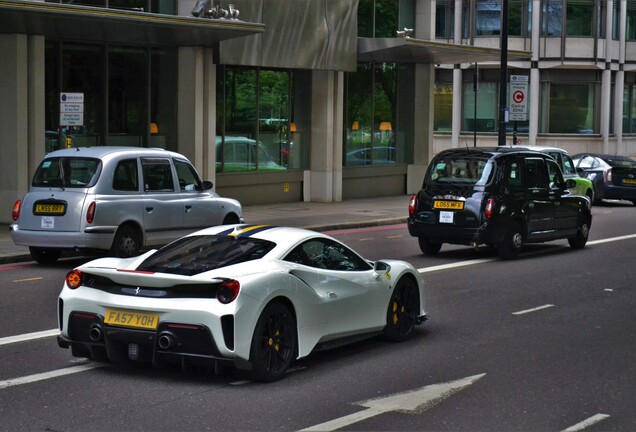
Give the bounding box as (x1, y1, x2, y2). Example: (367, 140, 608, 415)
(523, 157, 556, 239)
(141, 158, 184, 246)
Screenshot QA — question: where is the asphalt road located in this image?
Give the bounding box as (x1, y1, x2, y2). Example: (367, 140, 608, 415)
(1, 202, 636, 431)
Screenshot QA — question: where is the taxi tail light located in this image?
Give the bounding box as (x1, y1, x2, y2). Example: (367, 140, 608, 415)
(12, 200, 21, 221)
(86, 201, 96, 224)
(408, 195, 417, 217)
(66, 269, 83, 289)
(484, 198, 495, 220)
(604, 168, 612, 183)
(217, 279, 240, 304)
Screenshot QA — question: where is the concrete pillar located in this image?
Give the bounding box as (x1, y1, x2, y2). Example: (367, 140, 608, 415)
(408, 63, 435, 194)
(177, 46, 217, 187)
(0, 34, 44, 224)
(529, 0, 541, 145)
(309, 70, 343, 203)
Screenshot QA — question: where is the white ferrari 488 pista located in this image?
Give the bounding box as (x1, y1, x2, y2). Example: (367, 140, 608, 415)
(58, 225, 427, 381)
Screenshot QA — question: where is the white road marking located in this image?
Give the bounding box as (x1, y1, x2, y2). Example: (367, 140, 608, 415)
(512, 304, 555, 315)
(562, 413, 610, 431)
(418, 258, 496, 274)
(415, 233, 636, 275)
(0, 362, 107, 390)
(0, 329, 59, 347)
(300, 373, 486, 431)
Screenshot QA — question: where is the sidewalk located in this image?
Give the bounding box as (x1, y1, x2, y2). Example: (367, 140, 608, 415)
(0, 195, 411, 264)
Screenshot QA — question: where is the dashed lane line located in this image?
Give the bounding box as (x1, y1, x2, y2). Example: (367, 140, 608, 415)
(0, 329, 59, 347)
(0, 361, 107, 390)
(562, 414, 610, 431)
(512, 304, 555, 315)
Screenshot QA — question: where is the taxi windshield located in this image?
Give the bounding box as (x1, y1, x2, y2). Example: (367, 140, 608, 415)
(426, 156, 493, 186)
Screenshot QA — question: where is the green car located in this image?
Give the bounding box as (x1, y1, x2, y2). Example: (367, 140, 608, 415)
(515, 146, 595, 204)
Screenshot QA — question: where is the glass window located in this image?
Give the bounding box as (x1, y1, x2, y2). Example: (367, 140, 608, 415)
(525, 158, 549, 189)
(542, 0, 563, 36)
(434, 83, 453, 132)
(427, 155, 494, 186)
(173, 159, 202, 191)
(113, 159, 139, 191)
(33, 157, 101, 188)
(463, 81, 498, 133)
(142, 158, 174, 192)
(109, 46, 147, 147)
(540, 82, 597, 133)
(623, 83, 636, 133)
(357, 0, 403, 38)
(628, 1, 636, 40)
(566, 0, 595, 36)
(138, 235, 276, 276)
(216, 67, 299, 172)
(345, 63, 401, 166)
(436, 0, 455, 38)
(509, 0, 532, 36)
(476, 0, 502, 36)
(150, 48, 177, 151)
(284, 239, 372, 271)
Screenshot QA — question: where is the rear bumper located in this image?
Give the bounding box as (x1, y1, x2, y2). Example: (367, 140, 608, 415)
(598, 184, 636, 202)
(407, 217, 505, 246)
(10, 224, 116, 250)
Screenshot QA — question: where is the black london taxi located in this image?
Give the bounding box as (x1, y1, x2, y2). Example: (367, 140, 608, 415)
(407, 147, 592, 259)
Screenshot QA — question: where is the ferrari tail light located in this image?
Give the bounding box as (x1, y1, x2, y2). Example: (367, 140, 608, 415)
(66, 269, 83, 289)
(408, 195, 418, 217)
(12, 200, 21, 221)
(484, 198, 495, 220)
(217, 279, 240, 304)
(86, 201, 96, 223)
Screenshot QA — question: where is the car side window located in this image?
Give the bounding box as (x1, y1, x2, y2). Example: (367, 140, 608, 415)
(576, 155, 596, 169)
(284, 239, 372, 271)
(504, 160, 523, 190)
(142, 158, 174, 192)
(546, 159, 565, 188)
(524, 158, 549, 189)
(173, 159, 202, 191)
(561, 154, 577, 175)
(113, 159, 139, 191)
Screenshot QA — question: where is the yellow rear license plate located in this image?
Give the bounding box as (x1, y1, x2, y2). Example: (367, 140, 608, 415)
(623, 178, 636, 185)
(34, 204, 65, 214)
(433, 200, 464, 210)
(104, 309, 159, 329)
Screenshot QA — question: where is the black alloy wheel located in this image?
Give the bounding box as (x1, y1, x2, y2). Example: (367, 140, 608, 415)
(383, 277, 419, 342)
(249, 302, 296, 382)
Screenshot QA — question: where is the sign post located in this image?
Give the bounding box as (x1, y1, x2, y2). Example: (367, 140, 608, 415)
(60, 92, 84, 148)
(509, 75, 528, 144)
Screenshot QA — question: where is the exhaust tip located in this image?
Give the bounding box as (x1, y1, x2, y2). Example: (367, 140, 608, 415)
(158, 332, 175, 350)
(89, 324, 103, 342)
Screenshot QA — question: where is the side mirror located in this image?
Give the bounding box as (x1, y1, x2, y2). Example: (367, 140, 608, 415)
(200, 180, 213, 191)
(565, 178, 576, 189)
(373, 261, 391, 278)
(576, 167, 585, 176)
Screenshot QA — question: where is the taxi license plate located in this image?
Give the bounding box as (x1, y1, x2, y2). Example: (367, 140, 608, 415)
(623, 178, 636, 185)
(104, 309, 159, 330)
(433, 200, 464, 210)
(34, 203, 66, 215)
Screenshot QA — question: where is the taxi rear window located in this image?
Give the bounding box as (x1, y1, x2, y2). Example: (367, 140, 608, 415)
(33, 157, 101, 188)
(427, 156, 493, 186)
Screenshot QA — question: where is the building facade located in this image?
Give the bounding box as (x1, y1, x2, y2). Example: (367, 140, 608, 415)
(2, 0, 633, 225)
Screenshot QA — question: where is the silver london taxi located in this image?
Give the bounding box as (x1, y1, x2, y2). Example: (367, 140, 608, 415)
(10, 147, 243, 264)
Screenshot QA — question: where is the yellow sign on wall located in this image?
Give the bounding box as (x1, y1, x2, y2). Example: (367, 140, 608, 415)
(283, 183, 290, 193)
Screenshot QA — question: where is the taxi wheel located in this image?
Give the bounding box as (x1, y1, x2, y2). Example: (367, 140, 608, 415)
(499, 222, 523, 260)
(418, 237, 442, 255)
(249, 302, 296, 382)
(384, 277, 419, 342)
(29, 247, 62, 264)
(222, 213, 240, 225)
(568, 216, 590, 249)
(111, 225, 141, 258)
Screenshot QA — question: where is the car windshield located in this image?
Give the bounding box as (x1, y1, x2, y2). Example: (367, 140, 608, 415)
(137, 235, 276, 276)
(32, 157, 101, 188)
(426, 156, 493, 186)
(605, 157, 636, 169)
